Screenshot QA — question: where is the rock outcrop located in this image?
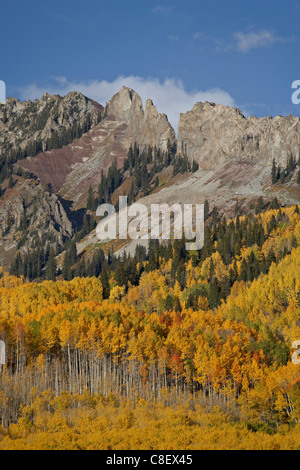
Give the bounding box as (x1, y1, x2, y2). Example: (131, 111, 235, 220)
(105, 86, 175, 151)
(0, 91, 103, 158)
(177, 101, 300, 169)
(19, 87, 176, 207)
(1, 86, 300, 266)
(0, 177, 73, 267)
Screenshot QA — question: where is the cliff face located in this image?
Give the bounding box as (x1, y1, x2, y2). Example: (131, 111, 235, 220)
(1, 86, 300, 268)
(0, 92, 101, 267)
(177, 101, 300, 169)
(105, 86, 175, 151)
(19, 87, 176, 207)
(0, 91, 103, 158)
(0, 177, 73, 267)
(0, 87, 176, 267)
(60, 87, 176, 205)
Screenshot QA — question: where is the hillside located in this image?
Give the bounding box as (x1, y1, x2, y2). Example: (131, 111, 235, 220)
(0, 204, 299, 449)
(0, 87, 300, 450)
(0, 86, 299, 272)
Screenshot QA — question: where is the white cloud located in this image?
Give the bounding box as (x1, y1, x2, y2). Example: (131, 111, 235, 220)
(193, 32, 203, 40)
(233, 30, 283, 53)
(168, 34, 179, 43)
(151, 5, 173, 14)
(16, 76, 236, 133)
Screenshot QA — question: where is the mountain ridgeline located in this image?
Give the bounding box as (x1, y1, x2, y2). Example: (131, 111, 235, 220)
(0, 85, 299, 274)
(0, 86, 300, 450)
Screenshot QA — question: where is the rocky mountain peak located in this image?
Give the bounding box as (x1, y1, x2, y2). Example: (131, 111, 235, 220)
(15, 87, 175, 207)
(144, 98, 159, 118)
(0, 86, 299, 271)
(178, 100, 300, 170)
(105, 87, 175, 151)
(106, 86, 144, 122)
(0, 91, 103, 160)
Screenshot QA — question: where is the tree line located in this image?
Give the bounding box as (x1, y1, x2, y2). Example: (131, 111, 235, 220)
(9, 191, 299, 315)
(271, 154, 300, 185)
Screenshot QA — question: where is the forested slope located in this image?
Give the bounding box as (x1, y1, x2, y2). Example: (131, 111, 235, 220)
(0, 204, 299, 449)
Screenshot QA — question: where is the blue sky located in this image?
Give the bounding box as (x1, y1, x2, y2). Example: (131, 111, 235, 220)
(1, 0, 300, 131)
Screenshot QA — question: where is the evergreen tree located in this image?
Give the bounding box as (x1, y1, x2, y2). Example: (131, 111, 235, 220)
(86, 186, 96, 211)
(279, 169, 285, 184)
(101, 266, 110, 299)
(69, 240, 78, 266)
(270, 197, 280, 210)
(204, 199, 210, 222)
(165, 294, 175, 311)
(82, 214, 90, 236)
(286, 154, 295, 176)
(174, 296, 182, 312)
(208, 278, 220, 309)
(211, 206, 219, 225)
(192, 160, 199, 172)
(255, 196, 264, 214)
(62, 251, 72, 281)
(45, 249, 57, 281)
(239, 257, 249, 282)
(8, 175, 14, 189)
(271, 159, 278, 184)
